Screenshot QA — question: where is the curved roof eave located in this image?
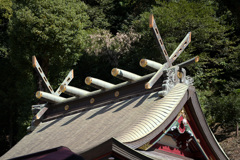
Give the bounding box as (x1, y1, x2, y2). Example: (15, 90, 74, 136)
(119, 85, 229, 160)
(186, 87, 229, 160)
(116, 83, 189, 143)
(118, 84, 190, 149)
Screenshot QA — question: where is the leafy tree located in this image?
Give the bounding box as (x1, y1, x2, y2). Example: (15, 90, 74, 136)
(206, 92, 240, 128)
(1, 0, 239, 157)
(9, 0, 90, 90)
(86, 29, 141, 66)
(84, 0, 156, 33)
(83, 0, 112, 29)
(0, 0, 14, 156)
(80, 0, 240, 96)
(71, 29, 141, 91)
(217, 0, 240, 33)
(0, 57, 34, 156)
(0, 0, 12, 58)
(126, 0, 240, 127)
(131, 0, 240, 92)
(0, 0, 91, 156)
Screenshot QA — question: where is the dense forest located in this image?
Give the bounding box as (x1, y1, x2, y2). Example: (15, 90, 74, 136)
(0, 0, 239, 157)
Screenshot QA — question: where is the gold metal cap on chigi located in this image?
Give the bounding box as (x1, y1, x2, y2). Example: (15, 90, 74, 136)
(195, 56, 199, 63)
(85, 77, 92, 85)
(111, 68, 119, 77)
(36, 91, 42, 99)
(139, 59, 148, 68)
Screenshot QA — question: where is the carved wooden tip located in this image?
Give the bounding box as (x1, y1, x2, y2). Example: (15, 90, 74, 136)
(111, 68, 119, 77)
(36, 91, 42, 99)
(36, 114, 40, 120)
(195, 56, 199, 62)
(60, 85, 66, 93)
(145, 82, 151, 89)
(188, 32, 191, 43)
(149, 14, 154, 28)
(71, 69, 74, 79)
(85, 77, 92, 85)
(140, 59, 147, 68)
(32, 56, 37, 68)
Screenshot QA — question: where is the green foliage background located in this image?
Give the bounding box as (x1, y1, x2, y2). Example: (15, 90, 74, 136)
(0, 0, 239, 156)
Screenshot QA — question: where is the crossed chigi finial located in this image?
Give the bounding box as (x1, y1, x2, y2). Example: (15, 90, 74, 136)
(145, 14, 196, 90)
(28, 14, 199, 131)
(30, 56, 74, 127)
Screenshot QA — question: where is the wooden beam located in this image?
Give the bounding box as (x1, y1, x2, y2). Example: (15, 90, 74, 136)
(145, 63, 167, 89)
(35, 107, 48, 120)
(111, 68, 141, 81)
(140, 59, 163, 71)
(60, 85, 90, 97)
(85, 77, 116, 90)
(170, 32, 191, 64)
(32, 56, 54, 94)
(149, 14, 171, 66)
(177, 56, 199, 68)
(55, 69, 74, 96)
(36, 91, 66, 103)
(32, 56, 74, 96)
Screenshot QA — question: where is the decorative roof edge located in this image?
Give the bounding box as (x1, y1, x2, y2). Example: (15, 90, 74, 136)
(121, 86, 229, 160)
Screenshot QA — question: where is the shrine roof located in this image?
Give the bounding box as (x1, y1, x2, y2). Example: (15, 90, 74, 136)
(2, 14, 229, 160)
(2, 84, 228, 160)
(1, 88, 160, 159)
(2, 84, 187, 159)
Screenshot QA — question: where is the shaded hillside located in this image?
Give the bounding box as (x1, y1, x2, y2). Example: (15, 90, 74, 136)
(213, 124, 240, 160)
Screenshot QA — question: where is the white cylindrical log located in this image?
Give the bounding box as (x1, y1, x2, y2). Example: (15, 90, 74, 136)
(111, 68, 141, 81)
(36, 91, 66, 103)
(178, 56, 199, 68)
(85, 77, 115, 90)
(139, 59, 163, 71)
(60, 85, 90, 97)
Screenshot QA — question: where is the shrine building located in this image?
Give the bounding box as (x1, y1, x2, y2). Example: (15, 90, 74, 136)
(2, 15, 228, 160)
